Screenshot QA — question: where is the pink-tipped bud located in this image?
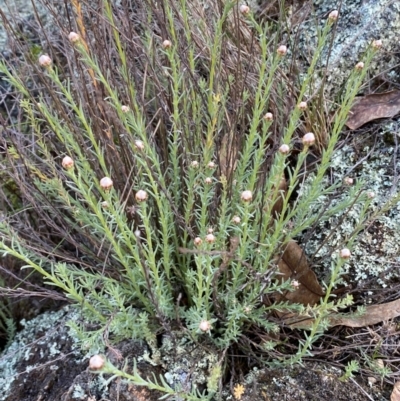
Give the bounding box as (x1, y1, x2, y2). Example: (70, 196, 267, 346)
(232, 216, 241, 224)
(207, 161, 216, 169)
(135, 190, 148, 202)
(372, 39, 382, 49)
(344, 177, 354, 186)
(205, 177, 213, 184)
(162, 40, 172, 49)
(302, 132, 315, 146)
(277, 45, 287, 56)
(121, 105, 129, 113)
(279, 144, 290, 155)
(62, 156, 74, 170)
(38, 54, 52, 67)
(367, 191, 375, 199)
(194, 237, 202, 246)
(263, 112, 273, 121)
(135, 140, 144, 150)
(100, 177, 113, 191)
(205, 233, 215, 243)
(291, 280, 300, 288)
(355, 61, 364, 70)
(328, 10, 339, 22)
(191, 160, 199, 168)
(68, 32, 80, 43)
(199, 320, 212, 332)
(298, 101, 308, 111)
(241, 190, 253, 202)
(339, 248, 351, 259)
(89, 355, 105, 370)
(239, 4, 250, 15)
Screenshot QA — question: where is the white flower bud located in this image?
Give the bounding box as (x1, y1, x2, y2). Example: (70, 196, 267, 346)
(279, 144, 290, 154)
(277, 45, 287, 56)
(232, 216, 241, 224)
(194, 237, 202, 246)
(298, 101, 308, 111)
(135, 140, 144, 150)
(340, 248, 351, 259)
(68, 32, 80, 43)
(207, 161, 216, 169)
(162, 40, 172, 49)
(199, 320, 212, 332)
(367, 191, 375, 199)
(205, 233, 215, 243)
(344, 177, 354, 185)
(263, 112, 273, 121)
(372, 39, 382, 49)
(39, 54, 52, 67)
(302, 132, 315, 146)
(205, 177, 213, 184)
(191, 160, 199, 168)
(121, 105, 129, 113)
(328, 10, 339, 22)
(101, 201, 109, 208)
(135, 189, 148, 202)
(100, 177, 113, 191)
(355, 61, 364, 70)
(239, 4, 250, 15)
(62, 156, 74, 170)
(241, 190, 253, 202)
(89, 355, 105, 370)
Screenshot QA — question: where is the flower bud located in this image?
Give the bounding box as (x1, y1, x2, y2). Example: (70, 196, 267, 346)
(241, 190, 253, 202)
(39, 54, 52, 67)
(232, 215, 241, 224)
(135, 189, 148, 202)
(302, 132, 315, 146)
(199, 320, 212, 332)
(194, 237, 202, 246)
(297, 101, 308, 111)
(367, 191, 375, 199)
(263, 112, 273, 121)
(62, 156, 74, 170)
(100, 177, 113, 191)
(279, 144, 290, 154)
(101, 201, 109, 208)
(277, 45, 287, 56)
(205, 233, 215, 243)
(121, 105, 129, 113)
(372, 39, 382, 49)
(328, 10, 339, 22)
(344, 177, 353, 186)
(191, 160, 199, 168)
(205, 177, 213, 184)
(162, 39, 172, 49)
(89, 355, 105, 370)
(207, 227, 214, 234)
(135, 140, 144, 150)
(339, 248, 351, 259)
(68, 32, 80, 43)
(291, 280, 300, 288)
(207, 161, 216, 169)
(355, 61, 364, 70)
(239, 4, 250, 15)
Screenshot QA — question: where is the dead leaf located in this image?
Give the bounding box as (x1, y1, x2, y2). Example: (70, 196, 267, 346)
(391, 382, 400, 401)
(277, 241, 324, 306)
(346, 90, 400, 130)
(331, 298, 400, 328)
(283, 298, 400, 330)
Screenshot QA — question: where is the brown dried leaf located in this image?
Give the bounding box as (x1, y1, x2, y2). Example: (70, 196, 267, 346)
(331, 298, 400, 328)
(283, 298, 400, 330)
(346, 90, 400, 130)
(391, 382, 400, 401)
(277, 241, 324, 306)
